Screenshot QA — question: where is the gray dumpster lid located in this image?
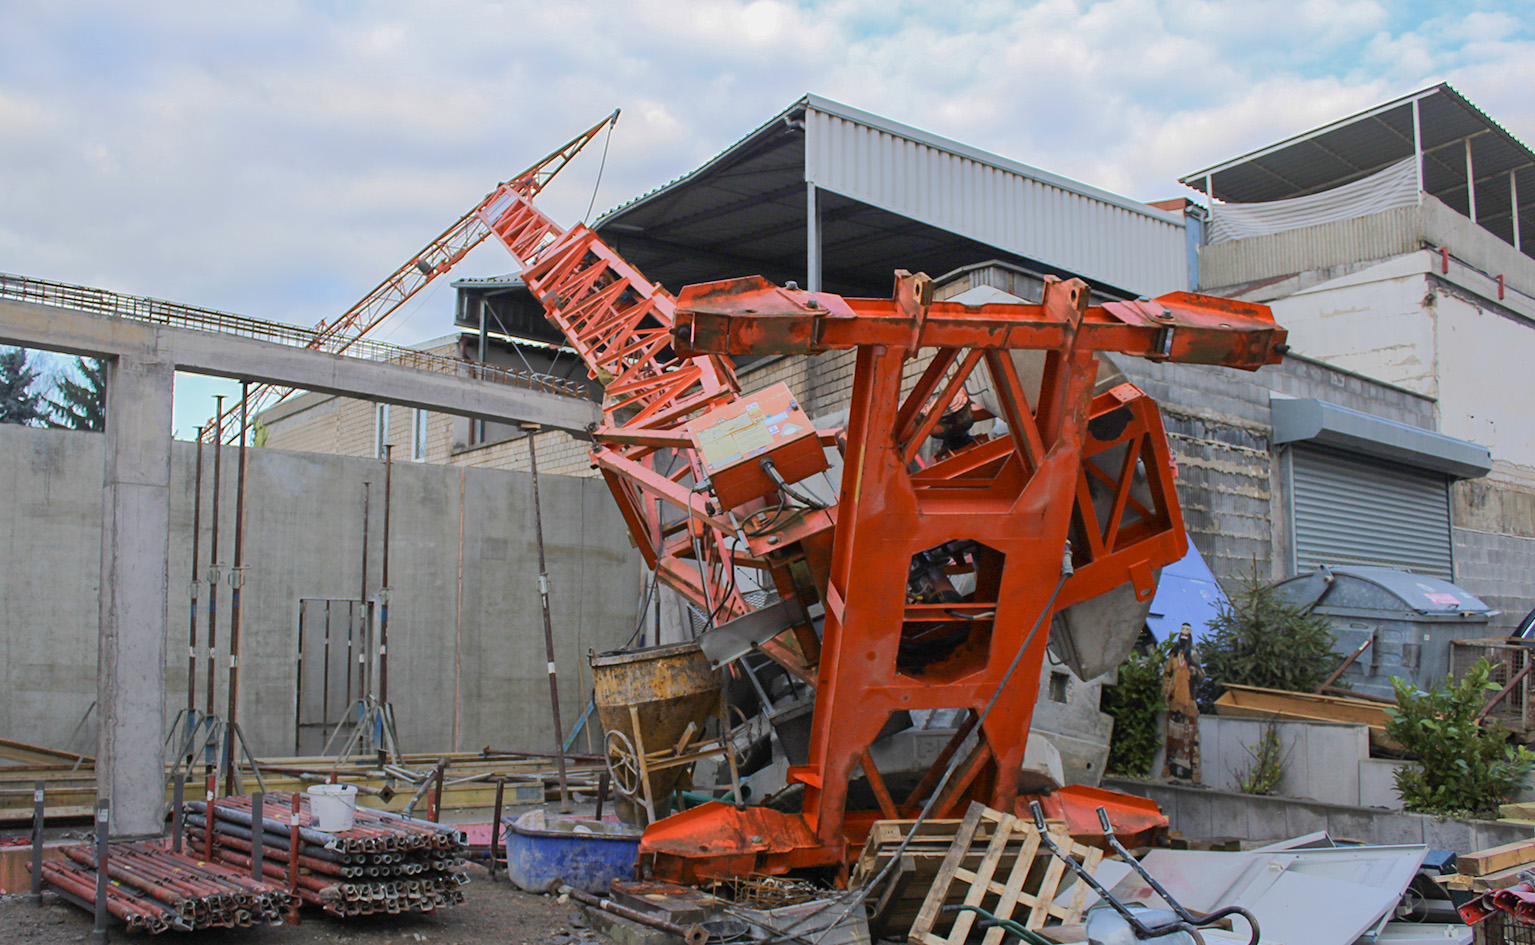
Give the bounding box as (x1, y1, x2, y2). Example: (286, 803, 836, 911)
(1274, 565, 1496, 617)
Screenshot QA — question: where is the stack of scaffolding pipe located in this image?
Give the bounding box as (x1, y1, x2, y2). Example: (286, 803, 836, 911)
(186, 792, 467, 918)
(35, 841, 293, 932)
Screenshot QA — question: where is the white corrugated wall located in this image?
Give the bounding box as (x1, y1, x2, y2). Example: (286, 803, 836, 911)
(805, 108, 1188, 296)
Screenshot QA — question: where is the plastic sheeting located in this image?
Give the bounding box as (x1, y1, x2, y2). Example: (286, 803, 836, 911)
(1208, 157, 1419, 244)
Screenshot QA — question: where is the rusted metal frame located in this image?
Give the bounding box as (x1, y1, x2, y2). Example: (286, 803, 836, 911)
(1100, 437, 1144, 552)
(560, 279, 643, 346)
(892, 348, 961, 442)
(898, 711, 980, 817)
(1478, 659, 1533, 723)
(982, 349, 1048, 472)
(593, 449, 737, 536)
(604, 331, 688, 390)
(899, 350, 985, 466)
(858, 750, 899, 820)
(597, 468, 677, 579)
(910, 435, 1013, 484)
(1121, 397, 1180, 537)
(927, 739, 997, 819)
(1082, 455, 1154, 525)
(1071, 471, 1108, 559)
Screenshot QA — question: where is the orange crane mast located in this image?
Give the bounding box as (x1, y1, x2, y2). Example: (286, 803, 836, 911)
(472, 117, 1289, 882)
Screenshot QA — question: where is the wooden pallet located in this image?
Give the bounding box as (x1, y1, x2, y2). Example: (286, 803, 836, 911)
(905, 802, 1103, 945)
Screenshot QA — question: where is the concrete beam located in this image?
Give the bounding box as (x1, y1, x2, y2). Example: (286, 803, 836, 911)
(98, 354, 175, 837)
(0, 299, 599, 433)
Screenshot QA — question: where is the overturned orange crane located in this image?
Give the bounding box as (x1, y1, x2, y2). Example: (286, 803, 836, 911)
(479, 116, 1287, 881)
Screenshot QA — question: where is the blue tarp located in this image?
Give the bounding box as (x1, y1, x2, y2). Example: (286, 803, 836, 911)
(1146, 541, 1228, 642)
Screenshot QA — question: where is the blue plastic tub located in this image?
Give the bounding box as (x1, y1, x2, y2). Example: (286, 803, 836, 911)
(506, 809, 642, 895)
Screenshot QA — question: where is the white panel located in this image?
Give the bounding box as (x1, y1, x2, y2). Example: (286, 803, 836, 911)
(806, 109, 1188, 296)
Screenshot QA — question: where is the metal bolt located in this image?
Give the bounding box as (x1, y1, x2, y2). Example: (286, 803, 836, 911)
(767, 536, 780, 545)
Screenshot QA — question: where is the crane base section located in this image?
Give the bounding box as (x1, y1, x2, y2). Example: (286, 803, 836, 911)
(637, 786, 1167, 885)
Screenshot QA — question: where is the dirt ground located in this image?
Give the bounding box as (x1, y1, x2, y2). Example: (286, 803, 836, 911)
(0, 863, 593, 945)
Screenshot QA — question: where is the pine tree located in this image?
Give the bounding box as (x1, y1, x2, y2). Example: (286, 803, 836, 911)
(47, 357, 107, 432)
(0, 347, 48, 426)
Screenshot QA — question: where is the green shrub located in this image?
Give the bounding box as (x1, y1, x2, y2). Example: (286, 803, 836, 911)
(1101, 640, 1172, 777)
(1235, 723, 1286, 796)
(1196, 566, 1340, 708)
(1385, 659, 1535, 817)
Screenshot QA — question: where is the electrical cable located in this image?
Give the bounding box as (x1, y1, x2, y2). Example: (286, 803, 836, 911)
(583, 116, 617, 225)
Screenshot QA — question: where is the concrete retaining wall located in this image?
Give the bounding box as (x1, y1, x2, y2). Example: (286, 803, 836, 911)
(0, 424, 639, 758)
(1177, 716, 1406, 808)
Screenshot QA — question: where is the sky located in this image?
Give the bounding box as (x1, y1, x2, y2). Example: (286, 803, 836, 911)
(2, 1, 1532, 437)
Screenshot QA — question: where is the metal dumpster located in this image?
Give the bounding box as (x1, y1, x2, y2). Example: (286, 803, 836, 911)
(1272, 565, 1496, 699)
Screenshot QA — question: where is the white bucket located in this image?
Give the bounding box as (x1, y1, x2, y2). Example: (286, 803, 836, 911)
(306, 783, 358, 832)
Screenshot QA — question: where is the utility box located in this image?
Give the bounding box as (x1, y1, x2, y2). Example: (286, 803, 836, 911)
(685, 382, 827, 510)
(1272, 565, 1497, 700)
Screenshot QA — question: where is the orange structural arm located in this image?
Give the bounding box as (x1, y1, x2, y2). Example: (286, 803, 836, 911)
(672, 273, 1287, 370)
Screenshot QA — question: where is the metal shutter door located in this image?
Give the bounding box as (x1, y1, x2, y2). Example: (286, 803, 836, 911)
(1291, 445, 1452, 579)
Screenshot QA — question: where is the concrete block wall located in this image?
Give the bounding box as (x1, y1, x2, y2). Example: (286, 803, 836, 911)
(0, 424, 639, 758)
(1189, 716, 1404, 809)
(1453, 477, 1535, 633)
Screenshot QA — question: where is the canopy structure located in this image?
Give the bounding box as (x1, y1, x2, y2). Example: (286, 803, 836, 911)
(596, 94, 1190, 299)
(1182, 84, 1534, 256)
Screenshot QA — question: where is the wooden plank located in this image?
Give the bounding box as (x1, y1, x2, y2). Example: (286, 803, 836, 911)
(1458, 838, 1535, 876)
(0, 736, 92, 766)
(911, 803, 986, 944)
(982, 826, 1040, 945)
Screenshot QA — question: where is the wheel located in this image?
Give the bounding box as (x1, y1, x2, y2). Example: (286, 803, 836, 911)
(605, 729, 643, 799)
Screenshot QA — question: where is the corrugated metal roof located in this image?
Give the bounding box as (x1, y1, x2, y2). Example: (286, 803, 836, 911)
(1182, 84, 1533, 253)
(594, 94, 1189, 298)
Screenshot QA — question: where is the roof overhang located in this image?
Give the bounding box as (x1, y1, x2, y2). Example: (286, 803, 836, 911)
(1271, 397, 1491, 479)
(1181, 84, 1534, 253)
(594, 94, 1188, 299)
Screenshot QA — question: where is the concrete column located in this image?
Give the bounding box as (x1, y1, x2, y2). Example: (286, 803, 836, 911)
(806, 181, 822, 293)
(97, 354, 175, 837)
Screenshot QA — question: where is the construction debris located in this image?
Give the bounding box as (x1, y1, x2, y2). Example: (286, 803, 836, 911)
(184, 792, 468, 918)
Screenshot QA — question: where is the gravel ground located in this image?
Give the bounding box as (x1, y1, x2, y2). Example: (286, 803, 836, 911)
(0, 863, 592, 945)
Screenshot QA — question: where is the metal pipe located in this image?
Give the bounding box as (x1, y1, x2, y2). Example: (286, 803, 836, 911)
(560, 885, 707, 945)
(488, 778, 505, 879)
(224, 382, 249, 796)
(30, 780, 43, 902)
(525, 427, 571, 810)
(206, 395, 224, 779)
(379, 444, 392, 710)
(187, 426, 204, 764)
(171, 773, 184, 854)
(250, 792, 263, 882)
(286, 793, 300, 925)
(91, 799, 109, 944)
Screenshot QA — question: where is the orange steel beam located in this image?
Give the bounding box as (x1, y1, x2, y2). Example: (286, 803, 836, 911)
(637, 272, 1284, 882)
(463, 124, 1286, 883)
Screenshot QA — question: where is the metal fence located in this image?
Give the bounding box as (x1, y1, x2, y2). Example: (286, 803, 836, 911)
(0, 272, 585, 399)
